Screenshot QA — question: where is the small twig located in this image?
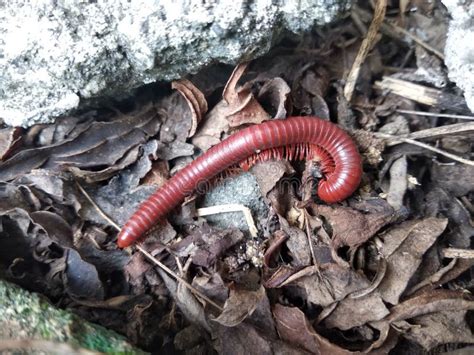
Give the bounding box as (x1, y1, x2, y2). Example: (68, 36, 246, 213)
(384, 19, 445, 60)
(375, 132, 474, 166)
(197, 204, 258, 238)
(303, 209, 318, 267)
(380, 122, 474, 147)
(136, 245, 223, 311)
(344, 0, 387, 101)
(442, 248, 474, 259)
(75, 181, 121, 231)
(353, 5, 444, 60)
(76, 181, 224, 312)
(396, 109, 474, 121)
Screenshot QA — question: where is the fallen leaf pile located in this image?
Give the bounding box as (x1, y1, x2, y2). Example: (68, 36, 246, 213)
(0, 1, 473, 353)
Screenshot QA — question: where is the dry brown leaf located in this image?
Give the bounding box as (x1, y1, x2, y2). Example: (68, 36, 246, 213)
(316, 205, 395, 249)
(255, 77, 291, 119)
(213, 285, 266, 327)
(285, 264, 371, 307)
(395, 310, 474, 350)
(250, 160, 295, 197)
(212, 323, 274, 355)
(0, 106, 161, 181)
(169, 225, 244, 268)
(192, 62, 270, 151)
(370, 290, 474, 351)
(323, 293, 390, 330)
(378, 217, 448, 305)
(273, 304, 354, 355)
(385, 289, 474, 323)
(172, 79, 208, 138)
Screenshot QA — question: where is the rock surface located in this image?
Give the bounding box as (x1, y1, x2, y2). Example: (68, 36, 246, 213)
(202, 172, 268, 233)
(443, 0, 474, 113)
(0, 279, 145, 353)
(0, 0, 350, 127)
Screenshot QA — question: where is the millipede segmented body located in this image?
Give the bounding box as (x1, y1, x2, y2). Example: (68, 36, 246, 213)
(117, 116, 362, 248)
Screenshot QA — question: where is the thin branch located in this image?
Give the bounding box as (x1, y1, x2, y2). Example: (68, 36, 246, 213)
(380, 122, 474, 146)
(442, 248, 474, 259)
(353, 5, 444, 60)
(384, 19, 445, 59)
(396, 109, 474, 121)
(136, 245, 223, 311)
(344, 0, 387, 101)
(375, 132, 474, 166)
(197, 204, 258, 238)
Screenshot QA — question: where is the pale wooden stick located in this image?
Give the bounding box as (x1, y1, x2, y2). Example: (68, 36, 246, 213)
(344, 0, 387, 102)
(442, 248, 474, 259)
(197, 204, 258, 238)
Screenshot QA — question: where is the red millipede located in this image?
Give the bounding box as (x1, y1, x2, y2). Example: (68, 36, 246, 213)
(117, 116, 362, 248)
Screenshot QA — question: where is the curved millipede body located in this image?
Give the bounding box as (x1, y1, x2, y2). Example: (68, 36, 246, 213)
(117, 116, 362, 248)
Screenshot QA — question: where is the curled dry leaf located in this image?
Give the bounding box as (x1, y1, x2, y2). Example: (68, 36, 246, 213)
(283, 264, 372, 307)
(316, 205, 395, 249)
(378, 217, 448, 305)
(172, 79, 208, 138)
(396, 310, 474, 350)
(273, 304, 354, 355)
(0, 105, 161, 182)
(370, 289, 474, 350)
(192, 62, 270, 151)
(223, 62, 270, 127)
(255, 77, 291, 119)
(323, 292, 390, 330)
(213, 286, 266, 327)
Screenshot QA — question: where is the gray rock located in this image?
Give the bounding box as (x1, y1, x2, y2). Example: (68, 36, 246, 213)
(201, 172, 268, 233)
(443, 0, 474, 113)
(0, 0, 350, 127)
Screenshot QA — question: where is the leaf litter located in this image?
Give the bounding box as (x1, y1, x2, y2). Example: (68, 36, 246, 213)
(0, 2, 473, 353)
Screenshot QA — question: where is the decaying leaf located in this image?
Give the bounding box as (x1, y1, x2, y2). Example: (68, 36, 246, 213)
(316, 205, 395, 249)
(223, 62, 270, 127)
(255, 77, 291, 119)
(192, 62, 270, 151)
(377, 217, 448, 304)
(169, 225, 244, 268)
(370, 290, 474, 350)
(285, 264, 372, 307)
(396, 310, 474, 350)
(172, 79, 208, 138)
(273, 304, 353, 355)
(323, 293, 390, 330)
(213, 286, 266, 327)
(0, 105, 161, 182)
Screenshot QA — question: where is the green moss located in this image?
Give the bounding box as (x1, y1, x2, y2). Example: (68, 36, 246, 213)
(0, 280, 147, 354)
